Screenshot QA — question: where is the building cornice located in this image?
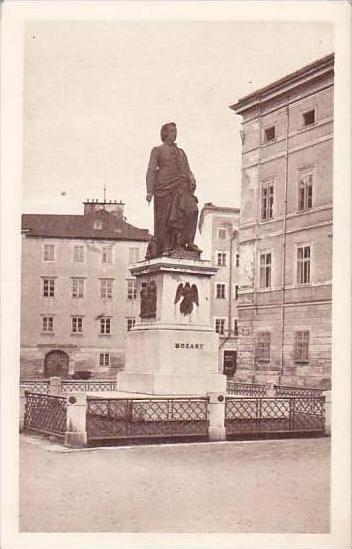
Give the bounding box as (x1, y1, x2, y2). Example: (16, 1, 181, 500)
(230, 53, 334, 115)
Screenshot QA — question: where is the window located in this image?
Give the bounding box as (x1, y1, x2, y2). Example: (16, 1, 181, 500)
(127, 280, 137, 300)
(235, 254, 240, 268)
(234, 284, 239, 300)
(42, 316, 54, 333)
(294, 330, 310, 362)
(215, 318, 226, 335)
(129, 247, 140, 264)
(99, 353, 110, 367)
(71, 316, 83, 334)
(127, 318, 136, 331)
(264, 126, 275, 142)
(297, 245, 311, 284)
(100, 279, 113, 299)
(217, 228, 227, 240)
(100, 317, 111, 335)
(216, 283, 226, 299)
(256, 332, 270, 361)
(261, 182, 274, 220)
(260, 252, 272, 288)
(298, 173, 313, 211)
(43, 278, 55, 297)
(43, 244, 55, 262)
(73, 245, 85, 262)
(303, 109, 315, 126)
(234, 319, 239, 336)
(217, 252, 227, 267)
(72, 278, 84, 298)
(101, 246, 112, 264)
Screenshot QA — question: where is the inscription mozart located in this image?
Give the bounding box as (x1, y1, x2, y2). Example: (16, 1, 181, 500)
(174, 343, 204, 349)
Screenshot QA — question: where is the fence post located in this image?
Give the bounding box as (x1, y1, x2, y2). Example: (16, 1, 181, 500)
(207, 392, 226, 441)
(64, 392, 87, 448)
(19, 387, 27, 432)
(49, 376, 62, 395)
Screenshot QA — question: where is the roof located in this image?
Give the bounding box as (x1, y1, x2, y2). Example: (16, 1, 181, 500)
(21, 210, 151, 242)
(230, 53, 334, 114)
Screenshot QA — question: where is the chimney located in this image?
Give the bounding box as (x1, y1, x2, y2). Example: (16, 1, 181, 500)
(83, 199, 125, 218)
(105, 200, 125, 218)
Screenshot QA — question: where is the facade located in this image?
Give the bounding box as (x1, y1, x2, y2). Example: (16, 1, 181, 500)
(198, 203, 240, 376)
(230, 53, 334, 388)
(21, 199, 150, 379)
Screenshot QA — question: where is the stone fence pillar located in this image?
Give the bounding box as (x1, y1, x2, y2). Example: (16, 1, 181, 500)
(207, 392, 226, 441)
(49, 376, 62, 395)
(64, 393, 87, 448)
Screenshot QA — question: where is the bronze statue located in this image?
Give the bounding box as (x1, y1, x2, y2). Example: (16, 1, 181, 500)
(146, 122, 201, 258)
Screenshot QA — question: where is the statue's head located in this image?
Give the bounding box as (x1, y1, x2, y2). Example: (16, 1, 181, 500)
(160, 122, 177, 143)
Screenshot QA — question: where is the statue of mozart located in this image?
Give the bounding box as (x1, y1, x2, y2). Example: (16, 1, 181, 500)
(146, 122, 201, 258)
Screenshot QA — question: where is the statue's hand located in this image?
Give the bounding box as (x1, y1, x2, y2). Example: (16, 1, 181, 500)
(146, 193, 153, 203)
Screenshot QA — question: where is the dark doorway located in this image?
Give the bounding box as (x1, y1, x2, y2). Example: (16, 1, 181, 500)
(223, 350, 237, 377)
(44, 350, 69, 378)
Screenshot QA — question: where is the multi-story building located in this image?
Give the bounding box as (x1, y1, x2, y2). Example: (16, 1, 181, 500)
(21, 199, 150, 379)
(198, 203, 240, 376)
(230, 53, 334, 388)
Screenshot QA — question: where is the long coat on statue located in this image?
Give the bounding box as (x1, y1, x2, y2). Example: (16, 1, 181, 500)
(146, 142, 198, 256)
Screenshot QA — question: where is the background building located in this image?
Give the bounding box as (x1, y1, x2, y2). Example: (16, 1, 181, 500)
(198, 203, 240, 376)
(231, 53, 334, 388)
(21, 199, 150, 379)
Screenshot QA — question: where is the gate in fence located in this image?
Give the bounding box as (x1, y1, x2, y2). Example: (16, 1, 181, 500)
(86, 396, 209, 443)
(225, 396, 325, 437)
(24, 391, 67, 437)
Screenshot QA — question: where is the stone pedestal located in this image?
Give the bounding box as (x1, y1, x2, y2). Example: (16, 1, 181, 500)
(64, 393, 87, 448)
(118, 256, 226, 396)
(207, 392, 226, 441)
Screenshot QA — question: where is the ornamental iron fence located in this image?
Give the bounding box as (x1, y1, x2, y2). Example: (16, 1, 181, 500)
(226, 381, 267, 397)
(225, 396, 325, 436)
(274, 385, 324, 397)
(24, 391, 67, 436)
(20, 379, 118, 394)
(62, 380, 118, 393)
(20, 380, 50, 394)
(86, 396, 209, 442)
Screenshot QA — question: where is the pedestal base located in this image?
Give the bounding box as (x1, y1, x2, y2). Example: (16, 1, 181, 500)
(120, 256, 226, 396)
(118, 371, 226, 396)
(119, 325, 226, 395)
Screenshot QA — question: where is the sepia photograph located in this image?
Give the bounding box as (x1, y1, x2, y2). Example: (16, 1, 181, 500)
(1, 1, 351, 548)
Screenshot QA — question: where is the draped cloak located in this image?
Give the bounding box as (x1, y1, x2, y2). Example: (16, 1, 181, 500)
(146, 142, 198, 255)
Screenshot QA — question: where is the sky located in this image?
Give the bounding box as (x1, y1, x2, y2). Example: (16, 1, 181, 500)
(23, 20, 333, 232)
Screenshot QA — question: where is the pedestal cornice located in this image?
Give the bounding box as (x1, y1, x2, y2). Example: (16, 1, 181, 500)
(130, 256, 218, 277)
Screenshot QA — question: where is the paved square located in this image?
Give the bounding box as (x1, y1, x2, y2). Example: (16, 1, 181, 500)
(20, 435, 330, 533)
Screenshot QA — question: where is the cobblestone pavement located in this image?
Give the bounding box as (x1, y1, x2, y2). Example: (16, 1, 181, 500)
(20, 435, 330, 533)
